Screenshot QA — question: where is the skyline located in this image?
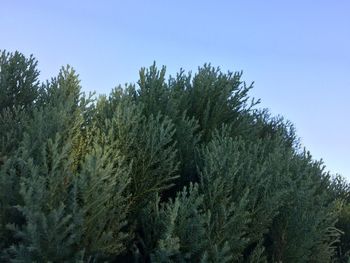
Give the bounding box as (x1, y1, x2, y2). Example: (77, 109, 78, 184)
(1, 0, 349, 178)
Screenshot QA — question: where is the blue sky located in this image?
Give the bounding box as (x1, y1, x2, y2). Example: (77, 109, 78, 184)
(1, 1, 349, 178)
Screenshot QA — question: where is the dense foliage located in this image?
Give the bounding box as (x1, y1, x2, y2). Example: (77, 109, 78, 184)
(0, 50, 349, 262)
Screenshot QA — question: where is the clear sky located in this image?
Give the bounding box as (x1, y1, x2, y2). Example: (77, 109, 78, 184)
(1, 1, 349, 179)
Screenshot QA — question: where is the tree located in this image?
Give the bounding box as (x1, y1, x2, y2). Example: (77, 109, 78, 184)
(0, 50, 347, 262)
(0, 50, 39, 111)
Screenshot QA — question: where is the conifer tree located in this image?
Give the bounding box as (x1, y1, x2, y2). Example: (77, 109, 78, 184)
(0, 50, 39, 111)
(0, 50, 348, 262)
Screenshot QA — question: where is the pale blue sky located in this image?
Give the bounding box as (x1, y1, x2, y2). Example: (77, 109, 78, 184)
(1, 1, 349, 178)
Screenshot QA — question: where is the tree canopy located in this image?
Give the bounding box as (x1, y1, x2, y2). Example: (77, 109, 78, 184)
(0, 50, 349, 262)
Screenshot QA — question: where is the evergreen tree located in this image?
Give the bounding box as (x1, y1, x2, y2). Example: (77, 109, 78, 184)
(0, 50, 39, 111)
(0, 50, 348, 262)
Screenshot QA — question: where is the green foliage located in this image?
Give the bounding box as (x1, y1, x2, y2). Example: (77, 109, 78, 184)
(197, 127, 288, 261)
(94, 95, 179, 213)
(198, 131, 251, 261)
(267, 153, 341, 263)
(0, 50, 348, 262)
(141, 184, 206, 262)
(0, 107, 27, 157)
(0, 50, 39, 111)
(337, 203, 350, 261)
(329, 175, 350, 262)
(78, 141, 131, 256)
(6, 136, 84, 262)
(0, 157, 23, 253)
